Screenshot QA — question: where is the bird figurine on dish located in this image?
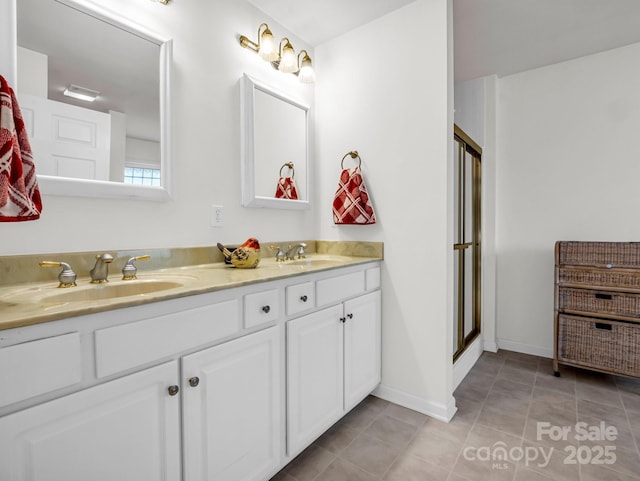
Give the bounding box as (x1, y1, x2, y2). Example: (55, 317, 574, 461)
(217, 238, 261, 268)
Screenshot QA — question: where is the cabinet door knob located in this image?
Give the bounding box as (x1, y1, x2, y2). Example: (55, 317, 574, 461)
(340, 317, 346, 323)
(168, 385, 180, 396)
(262, 305, 271, 313)
(188, 377, 200, 387)
(347, 313, 354, 319)
(300, 295, 308, 302)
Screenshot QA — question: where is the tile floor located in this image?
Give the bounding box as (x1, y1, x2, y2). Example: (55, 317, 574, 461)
(271, 350, 640, 481)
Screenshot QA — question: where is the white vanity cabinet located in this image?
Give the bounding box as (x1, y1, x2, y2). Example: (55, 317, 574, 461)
(286, 275, 381, 457)
(0, 260, 381, 481)
(182, 325, 281, 481)
(0, 361, 181, 481)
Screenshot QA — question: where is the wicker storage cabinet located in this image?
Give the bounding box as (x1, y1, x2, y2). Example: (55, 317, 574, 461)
(554, 241, 640, 378)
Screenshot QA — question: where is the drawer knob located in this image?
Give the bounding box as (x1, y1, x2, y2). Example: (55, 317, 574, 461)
(188, 377, 200, 387)
(262, 305, 271, 313)
(168, 385, 180, 396)
(340, 317, 346, 323)
(347, 313, 354, 319)
(300, 295, 308, 302)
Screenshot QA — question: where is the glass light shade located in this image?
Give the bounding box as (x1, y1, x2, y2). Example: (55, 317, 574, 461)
(297, 52, 315, 83)
(279, 41, 297, 74)
(258, 28, 278, 61)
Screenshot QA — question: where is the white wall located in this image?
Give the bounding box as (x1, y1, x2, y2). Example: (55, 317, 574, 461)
(316, 0, 455, 419)
(495, 42, 640, 357)
(2, 0, 316, 255)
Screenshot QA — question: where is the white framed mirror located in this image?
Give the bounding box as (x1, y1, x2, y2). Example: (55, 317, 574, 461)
(5, 0, 172, 201)
(240, 73, 310, 210)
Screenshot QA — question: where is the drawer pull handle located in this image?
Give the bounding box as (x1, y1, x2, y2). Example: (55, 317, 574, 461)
(594, 323, 612, 331)
(262, 305, 271, 314)
(168, 385, 180, 396)
(188, 377, 200, 387)
(595, 293, 612, 300)
(300, 295, 308, 302)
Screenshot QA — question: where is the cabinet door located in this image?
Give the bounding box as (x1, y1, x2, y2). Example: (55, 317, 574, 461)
(182, 326, 281, 481)
(287, 304, 344, 457)
(344, 290, 381, 412)
(0, 361, 181, 481)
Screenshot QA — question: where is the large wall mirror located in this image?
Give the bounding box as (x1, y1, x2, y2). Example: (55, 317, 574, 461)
(241, 74, 310, 210)
(6, 0, 172, 200)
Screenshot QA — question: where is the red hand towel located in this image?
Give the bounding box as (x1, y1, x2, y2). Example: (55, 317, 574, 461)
(0, 75, 42, 221)
(275, 176, 299, 200)
(333, 166, 376, 225)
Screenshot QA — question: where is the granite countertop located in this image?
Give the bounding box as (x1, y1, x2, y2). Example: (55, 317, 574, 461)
(0, 241, 383, 331)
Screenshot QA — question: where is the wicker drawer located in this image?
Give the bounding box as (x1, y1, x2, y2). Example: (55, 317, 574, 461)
(558, 287, 640, 318)
(557, 241, 640, 268)
(558, 266, 640, 290)
(558, 314, 640, 377)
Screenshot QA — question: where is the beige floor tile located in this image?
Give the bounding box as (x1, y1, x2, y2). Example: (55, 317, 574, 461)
(524, 407, 579, 450)
(621, 391, 640, 414)
(520, 440, 579, 481)
(616, 377, 640, 396)
(285, 444, 336, 481)
(453, 395, 483, 425)
(530, 386, 577, 415)
(363, 414, 419, 448)
(604, 445, 640, 478)
(383, 452, 450, 481)
(476, 403, 529, 437)
(534, 371, 577, 396)
(514, 464, 556, 481)
(580, 462, 640, 481)
(577, 414, 636, 450)
(314, 422, 361, 454)
(313, 458, 378, 481)
(576, 380, 624, 408)
(338, 401, 381, 433)
(381, 403, 428, 427)
(405, 428, 464, 469)
(340, 433, 402, 477)
(490, 378, 534, 401)
(498, 363, 538, 385)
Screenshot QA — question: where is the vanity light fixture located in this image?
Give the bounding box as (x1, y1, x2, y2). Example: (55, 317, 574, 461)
(239, 23, 278, 62)
(238, 24, 315, 83)
(63, 84, 99, 102)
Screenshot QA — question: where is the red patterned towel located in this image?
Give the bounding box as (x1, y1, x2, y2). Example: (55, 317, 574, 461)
(0, 75, 42, 222)
(333, 166, 376, 225)
(275, 176, 299, 200)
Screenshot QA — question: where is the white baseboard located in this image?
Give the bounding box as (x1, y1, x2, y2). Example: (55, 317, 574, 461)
(452, 337, 483, 390)
(372, 384, 457, 422)
(497, 338, 553, 359)
(483, 339, 498, 352)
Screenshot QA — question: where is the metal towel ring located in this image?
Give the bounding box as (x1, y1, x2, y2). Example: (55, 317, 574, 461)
(340, 150, 361, 169)
(279, 162, 295, 179)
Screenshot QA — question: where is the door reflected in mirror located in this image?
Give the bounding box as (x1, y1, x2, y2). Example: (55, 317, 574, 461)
(13, 0, 172, 200)
(241, 74, 310, 210)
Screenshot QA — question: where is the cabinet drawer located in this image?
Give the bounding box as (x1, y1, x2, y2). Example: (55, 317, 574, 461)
(559, 287, 640, 318)
(244, 289, 280, 328)
(558, 314, 640, 377)
(286, 282, 315, 316)
(95, 299, 240, 378)
(557, 241, 640, 268)
(316, 271, 365, 307)
(558, 266, 640, 291)
(0, 332, 82, 408)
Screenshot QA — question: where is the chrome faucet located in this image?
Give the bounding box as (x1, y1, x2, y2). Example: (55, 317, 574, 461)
(269, 245, 286, 262)
(90, 253, 114, 284)
(285, 243, 307, 261)
(39, 261, 77, 288)
(122, 255, 150, 280)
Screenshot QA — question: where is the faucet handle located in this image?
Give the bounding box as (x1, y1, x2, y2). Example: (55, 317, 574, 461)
(269, 245, 286, 262)
(122, 255, 150, 280)
(39, 261, 77, 288)
(297, 243, 307, 259)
